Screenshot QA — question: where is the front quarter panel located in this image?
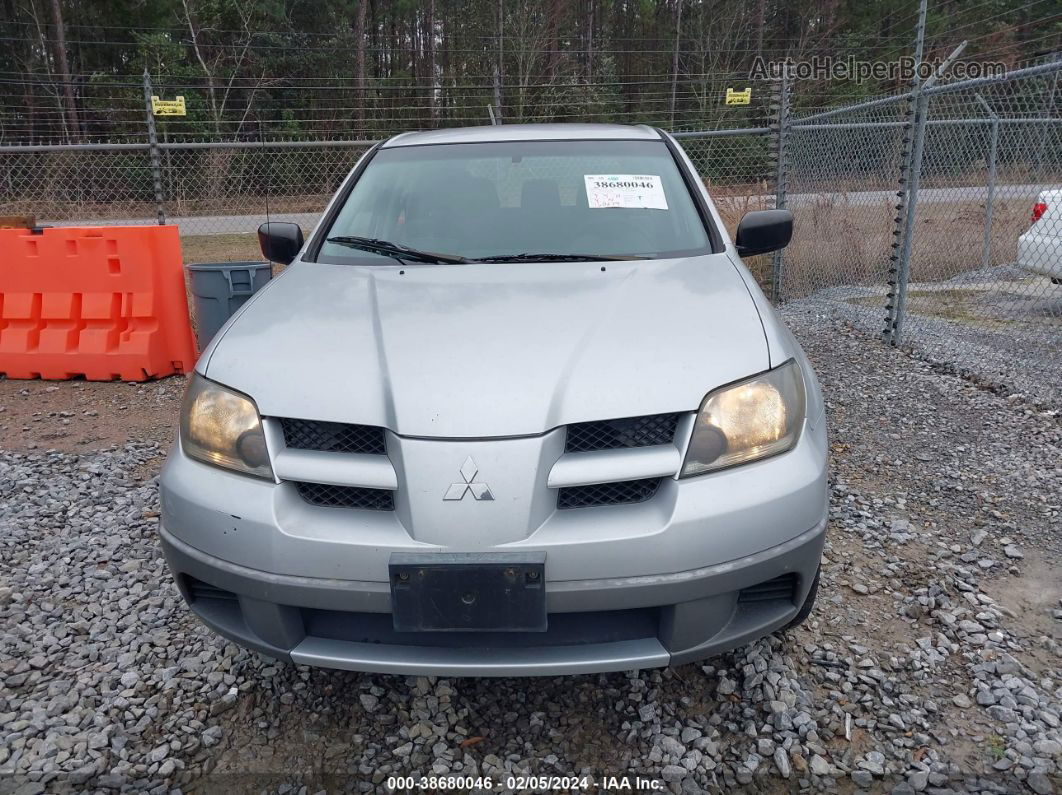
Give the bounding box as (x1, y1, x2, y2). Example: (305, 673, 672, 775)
(721, 252, 824, 427)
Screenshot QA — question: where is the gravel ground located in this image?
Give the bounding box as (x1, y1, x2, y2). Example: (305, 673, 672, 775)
(1, 306, 1059, 794)
(791, 266, 1062, 408)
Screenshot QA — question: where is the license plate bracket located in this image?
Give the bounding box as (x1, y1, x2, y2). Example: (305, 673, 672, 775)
(389, 552, 546, 632)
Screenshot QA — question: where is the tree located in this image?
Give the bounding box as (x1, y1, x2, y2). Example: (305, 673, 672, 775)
(0, 0, 1056, 142)
(49, 0, 79, 139)
(669, 0, 683, 126)
(355, 0, 368, 133)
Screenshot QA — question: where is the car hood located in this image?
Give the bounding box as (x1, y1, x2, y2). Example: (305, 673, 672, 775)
(203, 256, 769, 438)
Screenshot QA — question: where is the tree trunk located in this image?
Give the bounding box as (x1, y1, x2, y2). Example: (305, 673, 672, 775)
(389, 8, 397, 81)
(585, 0, 594, 83)
(546, 0, 561, 81)
(48, 0, 78, 140)
(409, 11, 419, 125)
(440, 1, 452, 120)
(354, 0, 367, 133)
(621, 0, 634, 115)
(670, 0, 683, 127)
(370, 0, 381, 86)
(754, 0, 766, 59)
(426, 0, 436, 121)
(181, 0, 221, 137)
(24, 78, 37, 143)
(496, 0, 504, 120)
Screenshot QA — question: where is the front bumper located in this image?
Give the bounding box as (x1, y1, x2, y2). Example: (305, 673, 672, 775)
(160, 410, 827, 675)
(160, 516, 825, 676)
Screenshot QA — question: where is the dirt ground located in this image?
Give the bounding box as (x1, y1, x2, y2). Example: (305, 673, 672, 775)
(0, 375, 186, 454)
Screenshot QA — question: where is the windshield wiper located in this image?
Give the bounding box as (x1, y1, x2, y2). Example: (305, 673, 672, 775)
(325, 235, 468, 265)
(470, 253, 647, 263)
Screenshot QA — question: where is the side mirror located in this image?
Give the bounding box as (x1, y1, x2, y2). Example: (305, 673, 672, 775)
(258, 222, 304, 265)
(734, 209, 793, 257)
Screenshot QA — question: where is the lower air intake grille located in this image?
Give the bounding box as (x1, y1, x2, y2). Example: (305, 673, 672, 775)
(738, 573, 798, 605)
(557, 478, 661, 509)
(279, 418, 387, 455)
(185, 576, 238, 603)
(565, 413, 681, 453)
(295, 482, 395, 511)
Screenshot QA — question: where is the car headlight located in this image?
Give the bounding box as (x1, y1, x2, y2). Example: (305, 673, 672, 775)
(680, 359, 806, 477)
(179, 374, 274, 479)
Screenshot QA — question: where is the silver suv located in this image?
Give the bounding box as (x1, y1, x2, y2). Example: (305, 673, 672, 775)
(159, 124, 827, 676)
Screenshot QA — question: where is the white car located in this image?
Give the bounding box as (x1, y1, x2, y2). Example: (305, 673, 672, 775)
(1018, 188, 1062, 281)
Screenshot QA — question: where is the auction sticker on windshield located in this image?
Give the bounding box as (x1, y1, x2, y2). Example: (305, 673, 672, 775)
(584, 174, 668, 210)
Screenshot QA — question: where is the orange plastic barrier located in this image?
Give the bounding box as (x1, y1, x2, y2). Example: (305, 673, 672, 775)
(0, 225, 198, 381)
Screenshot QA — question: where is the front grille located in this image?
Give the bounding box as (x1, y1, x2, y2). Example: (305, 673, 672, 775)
(738, 574, 798, 605)
(558, 478, 661, 509)
(565, 413, 681, 453)
(279, 418, 386, 455)
(295, 482, 395, 511)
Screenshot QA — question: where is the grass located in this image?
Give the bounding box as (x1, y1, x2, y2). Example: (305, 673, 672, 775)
(987, 736, 1008, 760)
(904, 288, 1015, 328)
(181, 233, 263, 264)
(708, 190, 1034, 297)
(705, 191, 1033, 296)
(781, 196, 1033, 298)
(846, 286, 1031, 330)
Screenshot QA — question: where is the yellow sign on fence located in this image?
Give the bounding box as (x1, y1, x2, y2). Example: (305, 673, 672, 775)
(725, 87, 752, 106)
(151, 95, 186, 116)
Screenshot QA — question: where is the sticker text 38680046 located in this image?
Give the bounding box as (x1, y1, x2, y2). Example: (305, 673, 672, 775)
(584, 174, 668, 210)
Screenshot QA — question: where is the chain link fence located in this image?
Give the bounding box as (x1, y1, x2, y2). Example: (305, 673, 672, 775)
(781, 94, 910, 308)
(0, 61, 1059, 399)
(1, 144, 159, 223)
(895, 73, 1061, 396)
(775, 60, 1061, 401)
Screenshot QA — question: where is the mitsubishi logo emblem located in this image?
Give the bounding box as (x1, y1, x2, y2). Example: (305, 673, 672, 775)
(444, 456, 494, 501)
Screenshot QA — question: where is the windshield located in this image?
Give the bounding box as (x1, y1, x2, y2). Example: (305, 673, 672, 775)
(316, 139, 713, 262)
